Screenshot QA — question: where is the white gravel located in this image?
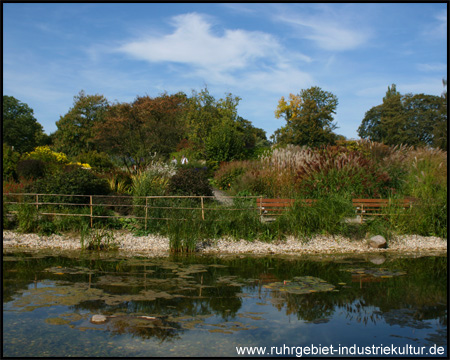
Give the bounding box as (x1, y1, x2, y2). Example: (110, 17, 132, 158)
(2, 230, 447, 256)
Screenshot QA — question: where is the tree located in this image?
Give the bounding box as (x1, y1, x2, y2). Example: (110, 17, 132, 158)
(204, 122, 246, 164)
(358, 84, 447, 148)
(53, 90, 109, 157)
(2, 95, 46, 153)
(432, 79, 447, 150)
(93, 93, 188, 172)
(273, 87, 339, 147)
(183, 87, 241, 156)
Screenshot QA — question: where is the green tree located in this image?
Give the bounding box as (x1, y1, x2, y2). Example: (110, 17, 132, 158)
(273, 87, 339, 147)
(53, 90, 109, 157)
(2, 96, 46, 153)
(358, 84, 447, 147)
(204, 123, 246, 165)
(183, 87, 241, 156)
(2, 143, 21, 181)
(93, 93, 188, 172)
(432, 79, 447, 150)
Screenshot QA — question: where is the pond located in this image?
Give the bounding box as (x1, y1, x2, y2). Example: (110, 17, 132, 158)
(3, 249, 447, 357)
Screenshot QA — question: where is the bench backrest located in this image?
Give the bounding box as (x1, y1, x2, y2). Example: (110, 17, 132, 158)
(352, 198, 413, 208)
(256, 198, 315, 215)
(257, 198, 415, 217)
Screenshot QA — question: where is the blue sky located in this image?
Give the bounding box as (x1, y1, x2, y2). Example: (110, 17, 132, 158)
(3, 2, 447, 140)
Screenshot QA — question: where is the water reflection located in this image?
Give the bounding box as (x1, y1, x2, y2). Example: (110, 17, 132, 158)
(3, 250, 447, 356)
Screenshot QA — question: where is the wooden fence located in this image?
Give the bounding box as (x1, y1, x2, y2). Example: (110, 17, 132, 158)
(2, 193, 263, 229)
(3, 193, 416, 228)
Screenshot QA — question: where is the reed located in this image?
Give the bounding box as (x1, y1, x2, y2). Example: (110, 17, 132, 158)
(17, 202, 39, 233)
(83, 227, 119, 251)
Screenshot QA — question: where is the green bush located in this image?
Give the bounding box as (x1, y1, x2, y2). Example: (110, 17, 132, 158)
(168, 168, 213, 196)
(17, 202, 39, 233)
(75, 151, 115, 173)
(16, 159, 46, 180)
(26, 167, 110, 204)
(205, 124, 246, 167)
(3, 143, 21, 181)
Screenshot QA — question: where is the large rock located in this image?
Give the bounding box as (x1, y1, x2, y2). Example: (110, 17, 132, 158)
(368, 235, 387, 249)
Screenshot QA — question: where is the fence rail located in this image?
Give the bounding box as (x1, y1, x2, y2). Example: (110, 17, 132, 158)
(3, 193, 416, 228)
(3, 193, 263, 229)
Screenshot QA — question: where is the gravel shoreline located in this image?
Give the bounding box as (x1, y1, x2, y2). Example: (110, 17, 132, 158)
(2, 230, 447, 257)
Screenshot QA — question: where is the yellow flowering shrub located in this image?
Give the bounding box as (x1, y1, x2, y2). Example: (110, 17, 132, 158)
(26, 146, 69, 164)
(68, 161, 92, 169)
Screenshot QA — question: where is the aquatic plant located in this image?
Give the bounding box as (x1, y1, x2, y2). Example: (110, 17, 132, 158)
(17, 202, 39, 233)
(84, 227, 119, 251)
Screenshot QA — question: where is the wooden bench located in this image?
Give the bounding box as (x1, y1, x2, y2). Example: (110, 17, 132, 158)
(352, 198, 415, 222)
(256, 198, 315, 218)
(256, 197, 416, 222)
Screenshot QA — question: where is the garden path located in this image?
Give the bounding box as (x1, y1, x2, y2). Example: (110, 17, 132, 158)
(212, 188, 233, 206)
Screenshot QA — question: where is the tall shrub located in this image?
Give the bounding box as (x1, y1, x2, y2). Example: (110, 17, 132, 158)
(168, 168, 213, 197)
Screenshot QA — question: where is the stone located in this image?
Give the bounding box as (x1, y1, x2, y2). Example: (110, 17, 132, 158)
(91, 315, 108, 324)
(368, 235, 387, 249)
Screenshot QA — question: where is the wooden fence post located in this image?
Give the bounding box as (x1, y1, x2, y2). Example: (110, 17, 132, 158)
(145, 197, 148, 230)
(201, 196, 205, 220)
(90, 195, 93, 228)
(36, 194, 39, 212)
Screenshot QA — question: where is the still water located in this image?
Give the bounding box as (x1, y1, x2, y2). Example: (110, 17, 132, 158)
(3, 249, 447, 357)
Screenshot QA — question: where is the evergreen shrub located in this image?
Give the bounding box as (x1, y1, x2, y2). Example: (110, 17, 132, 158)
(168, 168, 213, 196)
(16, 159, 46, 180)
(27, 167, 110, 204)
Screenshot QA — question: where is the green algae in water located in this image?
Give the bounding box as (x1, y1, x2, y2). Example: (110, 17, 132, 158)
(341, 267, 407, 278)
(263, 276, 335, 294)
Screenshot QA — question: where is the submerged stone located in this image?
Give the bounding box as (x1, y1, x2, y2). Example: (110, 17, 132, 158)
(91, 315, 108, 324)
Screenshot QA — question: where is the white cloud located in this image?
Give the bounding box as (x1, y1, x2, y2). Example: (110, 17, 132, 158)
(117, 13, 286, 72)
(423, 10, 447, 39)
(417, 63, 447, 73)
(273, 9, 370, 51)
(115, 12, 314, 96)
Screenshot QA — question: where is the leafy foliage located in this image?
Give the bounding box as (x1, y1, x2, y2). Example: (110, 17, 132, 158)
(3, 95, 46, 153)
(75, 150, 115, 173)
(273, 87, 338, 147)
(93, 92, 187, 172)
(27, 167, 110, 204)
(205, 123, 246, 165)
(3, 143, 21, 181)
(53, 91, 109, 156)
(168, 168, 213, 196)
(358, 84, 447, 148)
(16, 159, 46, 180)
(26, 145, 69, 165)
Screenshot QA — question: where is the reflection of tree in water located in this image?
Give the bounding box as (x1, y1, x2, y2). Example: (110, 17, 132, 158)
(104, 315, 183, 343)
(284, 292, 335, 322)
